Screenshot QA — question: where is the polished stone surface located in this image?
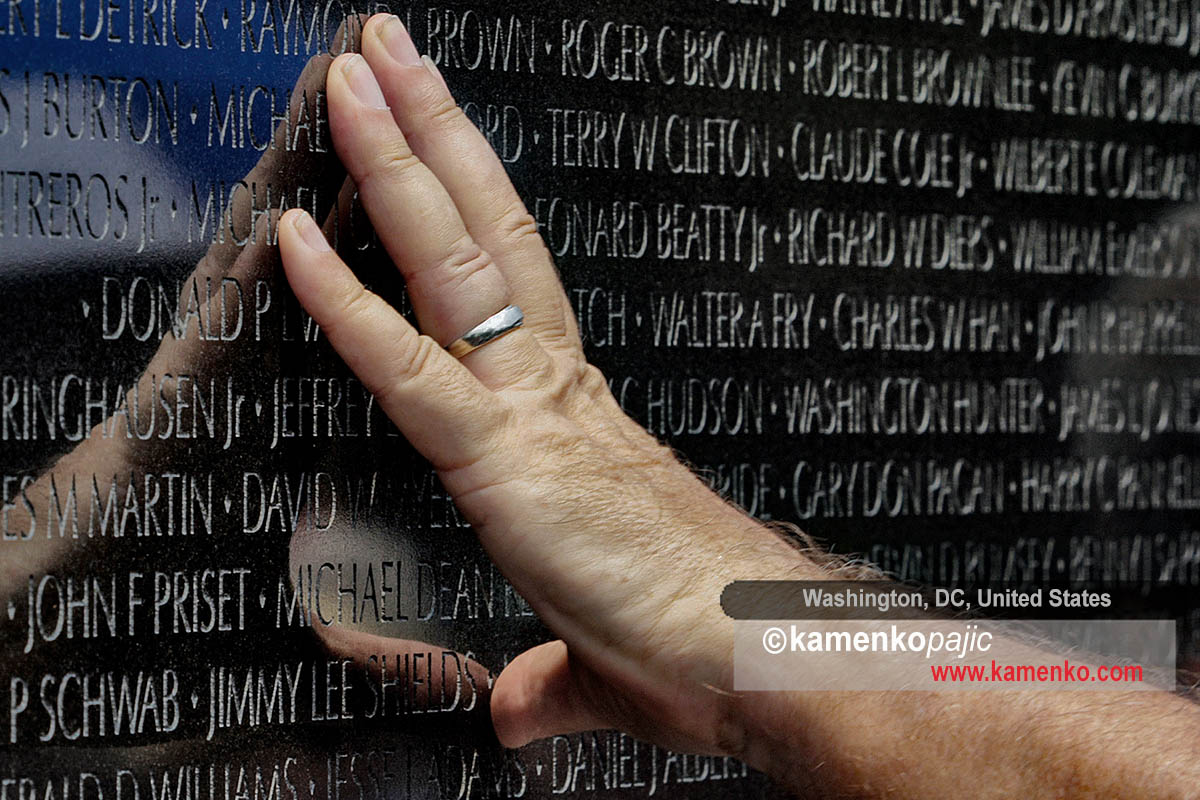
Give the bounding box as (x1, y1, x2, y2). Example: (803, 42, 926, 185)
(1, 0, 1198, 793)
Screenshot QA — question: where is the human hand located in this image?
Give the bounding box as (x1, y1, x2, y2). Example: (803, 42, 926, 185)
(276, 12, 803, 757)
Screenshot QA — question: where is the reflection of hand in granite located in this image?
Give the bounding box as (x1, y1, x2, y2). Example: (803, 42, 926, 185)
(0, 49, 345, 599)
(277, 14, 1200, 799)
(0, 19, 492, 741)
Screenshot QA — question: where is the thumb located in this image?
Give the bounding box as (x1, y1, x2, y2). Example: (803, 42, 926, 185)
(490, 640, 613, 748)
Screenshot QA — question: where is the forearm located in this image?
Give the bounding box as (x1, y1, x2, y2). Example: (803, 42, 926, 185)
(735, 683, 1200, 798)
(712, 526, 1200, 798)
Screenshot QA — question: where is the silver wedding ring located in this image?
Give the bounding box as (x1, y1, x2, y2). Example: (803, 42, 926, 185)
(445, 304, 524, 358)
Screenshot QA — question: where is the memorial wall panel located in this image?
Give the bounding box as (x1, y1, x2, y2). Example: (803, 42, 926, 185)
(2, 0, 1199, 794)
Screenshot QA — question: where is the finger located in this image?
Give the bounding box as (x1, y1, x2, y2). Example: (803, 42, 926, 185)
(325, 51, 552, 390)
(359, 13, 580, 354)
(491, 641, 611, 748)
(277, 207, 511, 470)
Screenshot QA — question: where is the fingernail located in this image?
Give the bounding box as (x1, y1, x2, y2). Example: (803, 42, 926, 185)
(379, 15, 422, 66)
(421, 55, 450, 94)
(341, 54, 388, 109)
(291, 210, 332, 252)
